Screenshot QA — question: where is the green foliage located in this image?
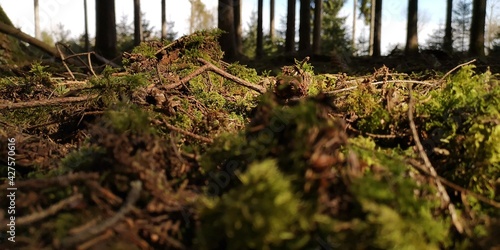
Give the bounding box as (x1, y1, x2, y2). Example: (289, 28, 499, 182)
(418, 65, 500, 204)
(101, 104, 154, 135)
(29, 61, 52, 86)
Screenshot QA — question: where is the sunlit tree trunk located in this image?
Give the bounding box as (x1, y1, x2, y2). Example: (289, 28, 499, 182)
(84, 0, 89, 51)
(405, 0, 418, 56)
(34, 0, 40, 39)
(352, 0, 357, 53)
(95, 0, 118, 59)
(373, 0, 382, 57)
(469, 0, 486, 58)
(369, 0, 374, 55)
(134, 0, 142, 46)
(161, 0, 166, 40)
(443, 0, 453, 53)
(270, 0, 275, 42)
(312, 0, 322, 54)
(285, 0, 296, 53)
(299, 0, 311, 52)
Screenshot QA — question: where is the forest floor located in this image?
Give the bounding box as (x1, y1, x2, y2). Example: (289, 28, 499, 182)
(0, 31, 499, 250)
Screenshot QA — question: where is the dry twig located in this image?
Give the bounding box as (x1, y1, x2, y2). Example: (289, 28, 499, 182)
(161, 118, 213, 143)
(17, 193, 83, 226)
(59, 180, 142, 249)
(437, 59, 476, 86)
(407, 83, 466, 234)
(0, 95, 97, 110)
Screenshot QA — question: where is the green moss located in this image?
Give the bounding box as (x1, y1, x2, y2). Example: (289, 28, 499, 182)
(197, 159, 308, 250)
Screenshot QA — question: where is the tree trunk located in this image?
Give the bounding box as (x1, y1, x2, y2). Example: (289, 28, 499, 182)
(218, 0, 237, 60)
(352, 0, 357, 53)
(299, 0, 311, 52)
(312, 0, 322, 54)
(95, 0, 118, 60)
(369, 0, 375, 55)
(256, 0, 264, 57)
(373, 0, 382, 57)
(405, 0, 418, 56)
(34, 0, 41, 39)
(285, 0, 296, 53)
(443, 0, 453, 53)
(161, 0, 167, 40)
(83, 0, 90, 51)
(234, 0, 242, 55)
(270, 0, 275, 42)
(134, 0, 142, 46)
(469, 0, 486, 58)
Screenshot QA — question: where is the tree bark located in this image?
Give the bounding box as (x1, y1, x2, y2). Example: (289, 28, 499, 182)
(0, 22, 58, 58)
(443, 0, 453, 53)
(134, 0, 142, 46)
(369, 0, 375, 55)
(299, 0, 311, 52)
(352, 0, 357, 53)
(285, 0, 296, 53)
(34, 0, 41, 39)
(218, 0, 237, 60)
(469, 0, 486, 58)
(405, 0, 418, 56)
(161, 0, 166, 40)
(95, 0, 118, 59)
(256, 0, 264, 57)
(312, 0, 322, 54)
(270, 0, 275, 42)
(234, 0, 242, 54)
(373, 0, 382, 57)
(84, 0, 90, 51)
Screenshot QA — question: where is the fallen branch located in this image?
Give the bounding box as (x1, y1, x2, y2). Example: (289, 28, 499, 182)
(0, 95, 97, 110)
(407, 83, 466, 235)
(161, 118, 213, 143)
(437, 59, 476, 86)
(197, 58, 267, 94)
(326, 80, 434, 95)
(0, 172, 99, 190)
(406, 159, 500, 209)
(0, 22, 59, 58)
(60, 180, 142, 249)
(17, 193, 83, 226)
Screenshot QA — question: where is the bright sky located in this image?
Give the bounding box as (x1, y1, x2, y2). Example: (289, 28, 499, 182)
(0, 0, 449, 55)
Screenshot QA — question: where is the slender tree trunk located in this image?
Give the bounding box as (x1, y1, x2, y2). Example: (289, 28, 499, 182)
(84, 0, 89, 51)
(234, 0, 242, 54)
(161, 0, 167, 40)
(369, 0, 375, 55)
(373, 0, 382, 57)
(405, 0, 418, 56)
(270, 0, 275, 42)
(352, 0, 357, 53)
(312, 0, 322, 54)
(299, 0, 311, 52)
(257, 0, 264, 57)
(469, 0, 486, 58)
(95, 0, 118, 59)
(285, 0, 296, 53)
(443, 0, 453, 53)
(34, 0, 41, 39)
(134, 0, 142, 46)
(218, 0, 237, 60)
